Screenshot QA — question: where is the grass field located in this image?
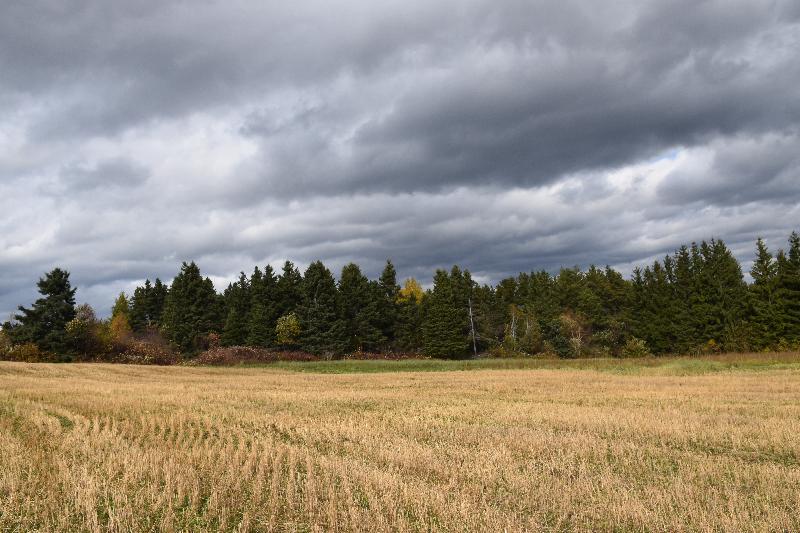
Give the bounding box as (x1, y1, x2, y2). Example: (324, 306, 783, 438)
(1, 355, 799, 532)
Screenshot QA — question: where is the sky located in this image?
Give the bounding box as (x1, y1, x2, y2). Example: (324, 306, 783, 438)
(1, 0, 799, 318)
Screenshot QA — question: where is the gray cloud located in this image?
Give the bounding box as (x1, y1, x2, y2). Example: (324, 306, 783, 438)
(1, 0, 799, 317)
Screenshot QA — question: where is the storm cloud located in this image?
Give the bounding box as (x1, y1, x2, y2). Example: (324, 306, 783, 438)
(1, 0, 799, 317)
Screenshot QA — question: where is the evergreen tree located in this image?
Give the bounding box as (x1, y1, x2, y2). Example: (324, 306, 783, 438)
(129, 280, 151, 331)
(776, 231, 800, 342)
(422, 268, 470, 358)
(554, 267, 584, 311)
(377, 260, 400, 348)
(221, 272, 251, 346)
(149, 278, 168, 326)
(276, 261, 303, 318)
(750, 238, 779, 349)
(10, 268, 77, 354)
(160, 262, 220, 353)
(395, 289, 424, 352)
(298, 261, 347, 355)
(704, 239, 750, 350)
(246, 265, 278, 347)
(670, 246, 697, 353)
(339, 263, 385, 352)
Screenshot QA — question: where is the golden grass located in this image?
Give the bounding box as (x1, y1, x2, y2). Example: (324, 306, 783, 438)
(1, 361, 799, 532)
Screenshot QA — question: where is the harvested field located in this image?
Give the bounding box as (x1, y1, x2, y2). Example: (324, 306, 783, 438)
(1, 358, 799, 531)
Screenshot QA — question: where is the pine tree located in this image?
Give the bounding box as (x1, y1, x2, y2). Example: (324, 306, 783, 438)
(750, 238, 779, 349)
(10, 268, 77, 354)
(160, 262, 220, 353)
(298, 261, 347, 355)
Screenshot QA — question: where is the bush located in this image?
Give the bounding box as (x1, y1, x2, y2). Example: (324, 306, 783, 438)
(0, 330, 10, 359)
(694, 339, 722, 356)
(4, 343, 50, 363)
(775, 338, 800, 352)
(275, 313, 301, 347)
(192, 346, 318, 366)
(111, 340, 179, 365)
(620, 337, 651, 358)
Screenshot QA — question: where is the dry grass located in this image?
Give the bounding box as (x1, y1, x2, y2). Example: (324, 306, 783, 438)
(1, 360, 799, 532)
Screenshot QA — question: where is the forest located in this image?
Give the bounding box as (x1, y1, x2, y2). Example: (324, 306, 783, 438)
(2, 231, 799, 363)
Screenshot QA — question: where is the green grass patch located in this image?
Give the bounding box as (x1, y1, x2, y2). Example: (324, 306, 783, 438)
(264, 353, 800, 375)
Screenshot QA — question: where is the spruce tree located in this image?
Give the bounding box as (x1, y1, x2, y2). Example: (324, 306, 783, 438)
(10, 268, 77, 354)
(276, 261, 303, 318)
(246, 265, 278, 347)
(670, 246, 697, 353)
(378, 260, 400, 348)
(160, 262, 220, 353)
(396, 289, 424, 352)
(221, 272, 251, 346)
(149, 278, 168, 326)
(776, 232, 800, 342)
(298, 261, 347, 355)
(129, 281, 151, 331)
(339, 263, 385, 352)
(750, 238, 779, 349)
(422, 268, 469, 358)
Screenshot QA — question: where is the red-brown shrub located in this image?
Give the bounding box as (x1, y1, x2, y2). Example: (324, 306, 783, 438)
(190, 347, 319, 366)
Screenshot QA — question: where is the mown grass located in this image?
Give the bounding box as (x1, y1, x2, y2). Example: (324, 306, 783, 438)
(265, 351, 800, 375)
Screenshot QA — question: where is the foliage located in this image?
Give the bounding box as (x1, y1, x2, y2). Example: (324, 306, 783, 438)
(339, 263, 385, 352)
(7, 229, 800, 361)
(2, 342, 49, 362)
(191, 346, 318, 366)
(65, 304, 106, 359)
(160, 262, 221, 353)
(620, 337, 651, 358)
(8, 268, 77, 354)
(111, 339, 179, 365)
(298, 261, 347, 356)
(275, 313, 301, 347)
(0, 330, 10, 358)
(109, 313, 133, 347)
(422, 267, 473, 358)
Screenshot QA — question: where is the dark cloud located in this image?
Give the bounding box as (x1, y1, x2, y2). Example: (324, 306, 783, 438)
(1, 0, 799, 317)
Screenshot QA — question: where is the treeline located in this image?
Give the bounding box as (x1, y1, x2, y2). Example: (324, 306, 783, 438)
(2, 231, 799, 362)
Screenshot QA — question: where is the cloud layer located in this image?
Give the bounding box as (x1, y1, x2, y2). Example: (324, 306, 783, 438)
(1, 0, 799, 317)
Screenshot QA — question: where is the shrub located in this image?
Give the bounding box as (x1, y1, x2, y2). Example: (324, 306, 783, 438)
(694, 339, 722, 356)
(620, 337, 651, 358)
(112, 340, 179, 365)
(5, 343, 50, 363)
(0, 330, 10, 359)
(192, 346, 318, 366)
(275, 313, 301, 347)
